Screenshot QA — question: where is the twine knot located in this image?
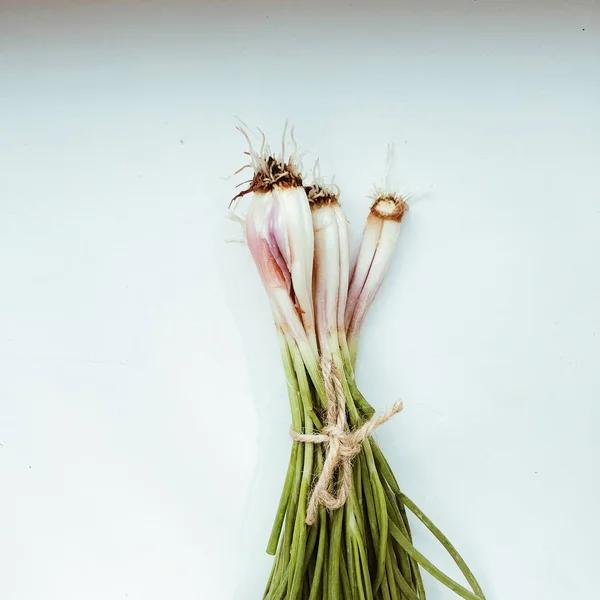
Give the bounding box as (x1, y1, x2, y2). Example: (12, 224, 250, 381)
(290, 358, 403, 525)
(320, 424, 360, 460)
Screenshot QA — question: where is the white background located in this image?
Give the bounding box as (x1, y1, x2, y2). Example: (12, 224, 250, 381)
(1, 1, 599, 598)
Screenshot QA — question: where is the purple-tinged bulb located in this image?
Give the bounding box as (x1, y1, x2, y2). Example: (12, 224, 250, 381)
(236, 148, 317, 351)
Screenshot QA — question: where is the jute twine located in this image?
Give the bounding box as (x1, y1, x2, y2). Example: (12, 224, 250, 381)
(290, 359, 403, 525)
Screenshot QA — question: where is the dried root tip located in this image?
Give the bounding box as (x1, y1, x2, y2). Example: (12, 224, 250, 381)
(231, 126, 304, 204)
(305, 183, 340, 208)
(232, 155, 304, 204)
(370, 192, 408, 222)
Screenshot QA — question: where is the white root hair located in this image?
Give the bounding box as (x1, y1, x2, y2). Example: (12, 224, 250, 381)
(235, 121, 303, 176)
(305, 158, 341, 203)
(383, 142, 395, 190)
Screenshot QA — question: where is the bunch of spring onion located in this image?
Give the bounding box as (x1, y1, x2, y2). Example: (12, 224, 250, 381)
(231, 129, 486, 600)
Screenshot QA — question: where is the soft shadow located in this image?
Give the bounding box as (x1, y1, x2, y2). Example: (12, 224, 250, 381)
(215, 214, 293, 599)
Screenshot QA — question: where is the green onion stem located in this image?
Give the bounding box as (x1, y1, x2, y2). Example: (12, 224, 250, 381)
(263, 325, 484, 600)
(389, 521, 484, 600)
